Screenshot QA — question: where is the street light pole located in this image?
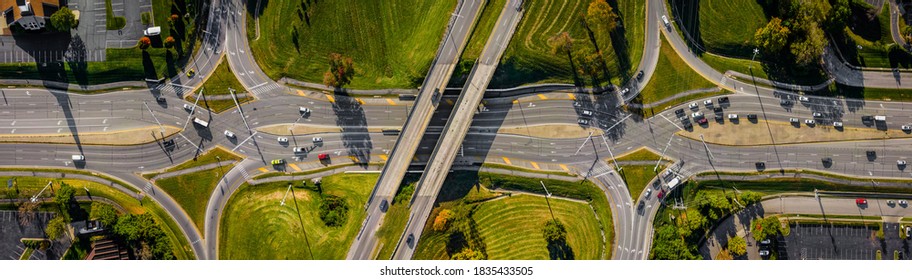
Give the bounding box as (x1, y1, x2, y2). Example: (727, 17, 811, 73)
(699, 134, 714, 160)
(142, 101, 166, 134)
(574, 132, 594, 156)
(601, 134, 621, 171)
(540, 181, 555, 221)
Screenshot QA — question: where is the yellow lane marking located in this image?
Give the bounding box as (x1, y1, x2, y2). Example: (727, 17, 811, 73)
(289, 163, 302, 172)
(567, 93, 575, 100)
(537, 94, 548, 100)
(512, 99, 519, 104)
(559, 164, 570, 172)
(258, 167, 268, 173)
(326, 95, 335, 103)
(413, 156, 420, 162)
(356, 98, 365, 104)
(297, 90, 306, 96)
(502, 157, 512, 165)
(386, 99, 396, 105)
(446, 99, 455, 105)
(530, 161, 540, 170)
(379, 155, 388, 161)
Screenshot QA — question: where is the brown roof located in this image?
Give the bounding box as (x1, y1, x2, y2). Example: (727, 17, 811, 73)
(0, 0, 59, 20)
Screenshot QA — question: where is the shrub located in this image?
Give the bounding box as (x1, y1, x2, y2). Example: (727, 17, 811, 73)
(318, 195, 349, 227)
(432, 209, 454, 231)
(141, 12, 151, 25)
(164, 36, 176, 49)
(139, 37, 152, 50)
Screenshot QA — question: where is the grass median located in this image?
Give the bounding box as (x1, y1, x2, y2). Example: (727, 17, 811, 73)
(218, 173, 377, 259)
(635, 35, 717, 105)
(249, 0, 454, 89)
(679, 119, 912, 146)
(191, 58, 253, 113)
(618, 165, 661, 200)
(154, 165, 231, 233)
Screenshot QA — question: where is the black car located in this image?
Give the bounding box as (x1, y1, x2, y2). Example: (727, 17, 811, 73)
(867, 150, 876, 157)
(780, 99, 792, 105)
(861, 115, 874, 123)
(756, 162, 766, 169)
(718, 96, 729, 103)
(683, 121, 693, 129)
(747, 114, 757, 120)
(674, 108, 685, 115)
(636, 70, 645, 81)
(713, 107, 723, 114)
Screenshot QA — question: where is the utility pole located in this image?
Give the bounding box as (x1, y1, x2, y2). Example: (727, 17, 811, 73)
(601, 134, 621, 171)
(574, 132, 594, 156)
(31, 182, 52, 203)
(142, 101, 166, 133)
(229, 88, 253, 134)
(540, 181, 555, 221)
(280, 184, 293, 206)
(655, 134, 675, 172)
(699, 134, 714, 160)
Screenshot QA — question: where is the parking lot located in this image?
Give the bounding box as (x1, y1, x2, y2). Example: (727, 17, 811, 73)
(0, 210, 71, 260)
(780, 222, 910, 260)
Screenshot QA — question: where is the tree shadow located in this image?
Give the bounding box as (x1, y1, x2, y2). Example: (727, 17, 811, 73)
(330, 90, 371, 167)
(141, 51, 158, 79)
(669, 0, 705, 56)
(165, 50, 178, 78)
(546, 238, 575, 260)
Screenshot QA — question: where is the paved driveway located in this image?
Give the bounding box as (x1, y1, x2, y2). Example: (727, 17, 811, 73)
(0, 210, 70, 260)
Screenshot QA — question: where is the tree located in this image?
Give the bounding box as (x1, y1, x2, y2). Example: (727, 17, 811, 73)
(547, 32, 573, 55)
(322, 53, 355, 88)
(164, 36, 176, 49)
(650, 225, 699, 260)
(432, 209, 454, 231)
(727, 236, 747, 256)
(754, 17, 791, 54)
(90, 202, 118, 227)
(112, 213, 175, 260)
(586, 0, 618, 33)
(790, 22, 826, 66)
(677, 208, 707, 237)
(139, 37, 152, 50)
(542, 219, 567, 243)
(716, 249, 733, 260)
(45, 216, 67, 240)
(170, 14, 180, 23)
(739, 191, 762, 205)
(54, 183, 76, 221)
(18, 200, 39, 227)
(826, 0, 851, 32)
(450, 247, 485, 260)
(49, 7, 77, 31)
(751, 216, 786, 241)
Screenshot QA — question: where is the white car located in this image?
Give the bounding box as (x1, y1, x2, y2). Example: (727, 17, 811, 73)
(299, 107, 311, 114)
(578, 119, 590, 125)
(312, 137, 323, 143)
(900, 200, 908, 207)
(703, 99, 713, 106)
(277, 137, 288, 143)
(224, 130, 235, 138)
(812, 112, 822, 118)
(790, 118, 799, 123)
(292, 147, 306, 153)
(691, 112, 703, 118)
(183, 104, 194, 111)
(833, 122, 843, 128)
(899, 160, 907, 166)
(805, 119, 815, 125)
(688, 102, 698, 109)
(71, 155, 85, 161)
(644, 189, 653, 199)
(581, 110, 593, 116)
(799, 96, 809, 102)
(619, 88, 630, 95)
(902, 125, 912, 131)
(728, 114, 738, 120)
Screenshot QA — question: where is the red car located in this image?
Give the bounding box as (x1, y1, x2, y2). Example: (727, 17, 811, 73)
(317, 153, 329, 160)
(856, 198, 867, 205)
(697, 118, 708, 124)
(657, 190, 666, 199)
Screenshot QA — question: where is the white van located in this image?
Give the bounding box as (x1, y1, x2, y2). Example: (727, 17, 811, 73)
(193, 117, 209, 128)
(662, 15, 670, 27)
(72, 155, 85, 161)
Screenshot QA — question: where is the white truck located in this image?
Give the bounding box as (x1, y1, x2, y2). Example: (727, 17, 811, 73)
(875, 115, 886, 122)
(193, 117, 209, 128)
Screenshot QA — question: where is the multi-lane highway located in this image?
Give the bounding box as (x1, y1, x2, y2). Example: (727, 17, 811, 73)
(346, 0, 484, 260)
(391, 0, 523, 260)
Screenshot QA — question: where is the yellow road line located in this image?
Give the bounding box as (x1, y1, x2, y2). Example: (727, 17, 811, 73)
(512, 99, 519, 104)
(446, 99, 455, 105)
(537, 94, 548, 100)
(567, 93, 575, 100)
(413, 156, 420, 162)
(356, 98, 365, 104)
(257, 167, 268, 173)
(530, 161, 540, 170)
(296, 90, 306, 96)
(559, 164, 570, 172)
(289, 163, 302, 172)
(386, 98, 396, 105)
(326, 95, 335, 103)
(379, 155, 388, 161)
(502, 157, 512, 165)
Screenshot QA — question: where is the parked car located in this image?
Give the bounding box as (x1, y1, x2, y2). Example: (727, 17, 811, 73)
(728, 114, 738, 120)
(697, 118, 708, 124)
(899, 160, 907, 166)
(900, 200, 908, 207)
(313, 137, 323, 144)
(747, 114, 757, 120)
(812, 112, 822, 118)
(888, 200, 896, 207)
(718, 96, 729, 103)
(780, 99, 792, 105)
(657, 190, 666, 199)
(703, 99, 713, 106)
(833, 122, 843, 128)
(789, 118, 799, 123)
(902, 125, 912, 131)
(644, 189, 653, 199)
(224, 130, 235, 138)
(578, 119, 590, 125)
(759, 239, 771, 245)
(581, 110, 593, 116)
(691, 112, 703, 118)
(862, 115, 874, 123)
(674, 108, 685, 115)
(156, 96, 166, 103)
(805, 119, 815, 125)
(756, 162, 765, 169)
(759, 250, 770, 257)
(689, 102, 698, 109)
(799, 96, 809, 102)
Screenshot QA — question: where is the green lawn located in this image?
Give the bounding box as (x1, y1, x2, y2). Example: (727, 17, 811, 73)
(700, 52, 769, 80)
(1, 176, 193, 259)
(614, 148, 663, 162)
(249, 0, 455, 89)
(106, 0, 126, 30)
(492, 0, 645, 88)
(164, 146, 241, 173)
(219, 174, 377, 259)
(636, 35, 716, 104)
(836, 1, 912, 69)
(821, 83, 912, 101)
(674, 0, 767, 56)
(618, 165, 659, 200)
(413, 172, 613, 260)
(192, 59, 253, 113)
(154, 166, 229, 233)
(448, 0, 508, 87)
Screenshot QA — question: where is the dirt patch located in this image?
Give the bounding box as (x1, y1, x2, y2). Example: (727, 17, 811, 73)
(0, 126, 181, 145)
(679, 120, 912, 146)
